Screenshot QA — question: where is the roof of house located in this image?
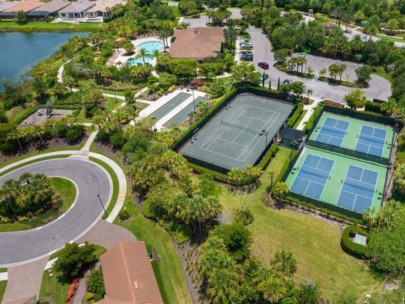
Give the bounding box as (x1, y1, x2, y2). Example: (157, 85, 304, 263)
(88, 0, 121, 13)
(28, 0, 70, 16)
(96, 241, 163, 304)
(58, 0, 95, 13)
(2, 0, 44, 13)
(169, 27, 225, 60)
(280, 127, 305, 141)
(0, 1, 19, 12)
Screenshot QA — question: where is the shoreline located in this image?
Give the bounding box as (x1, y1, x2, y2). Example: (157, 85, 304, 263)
(0, 21, 99, 33)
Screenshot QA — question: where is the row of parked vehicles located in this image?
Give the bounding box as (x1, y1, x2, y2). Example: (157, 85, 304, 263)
(239, 39, 254, 61)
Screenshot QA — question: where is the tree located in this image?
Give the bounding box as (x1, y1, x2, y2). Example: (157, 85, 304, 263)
(137, 48, 152, 65)
(15, 10, 27, 24)
(86, 270, 105, 301)
(355, 65, 373, 86)
(294, 280, 320, 304)
(213, 223, 252, 261)
(368, 208, 405, 277)
(336, 64, 347, 82)
(53, 242, 98, 283)
(319, 68, 327, 78)
(344, 89, 366, 109)
(271, 250, 297, 278)
(207, 78, 226, 98)
(328, 63, 340, 81)
(272, 182, 289, 198)
(121, 39, 134, 55)
(231, 62, 261, 87)
(394, 164, 405, 197)
(274, 49, 289, 63)
(363, 200, 401, 229)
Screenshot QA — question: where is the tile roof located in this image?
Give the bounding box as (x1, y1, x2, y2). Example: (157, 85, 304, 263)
(28, 0, 70, 16)
(58, 0, 95, 13)
(2, 0, 44, 13)
(0, 1, 19, 12)
(169, 27, 225, 60)
(96, 241, 163, 304)
(88, 0, 121, 13)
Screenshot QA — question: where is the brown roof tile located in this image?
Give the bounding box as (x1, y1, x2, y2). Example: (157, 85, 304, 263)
(169, 27, 224, 60)
(2, 0, 44, 13)
(96, 241, 163, 304)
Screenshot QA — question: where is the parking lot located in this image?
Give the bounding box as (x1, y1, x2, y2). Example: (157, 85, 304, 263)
(293, 54, 362, 83)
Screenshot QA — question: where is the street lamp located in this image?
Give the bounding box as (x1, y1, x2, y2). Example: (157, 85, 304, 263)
(97, 194, 108, 218)
(189, 86, 196, 113)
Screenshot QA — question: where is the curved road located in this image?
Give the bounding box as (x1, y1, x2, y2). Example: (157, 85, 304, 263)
(0, 158, 111, 266)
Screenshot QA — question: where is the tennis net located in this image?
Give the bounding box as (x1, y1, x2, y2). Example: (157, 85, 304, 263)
(221, 120, 262, 134)
(300, 166, 329, 179)
(359, 134, 385, 144)
(322, 124, 346, 135)
(345, 178, 375, 192)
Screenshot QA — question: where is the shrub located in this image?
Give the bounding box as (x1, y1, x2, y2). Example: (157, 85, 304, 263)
(304, 105, 323, 133)
(118, 208, 130, 221)
(340, 225, 369, 259)
(365, 101, 382, 113)
(287, 104, 304, 127)
(234, 208, 254, 226)
(65, 125, 85, 143)
(109, 132, 126, 149)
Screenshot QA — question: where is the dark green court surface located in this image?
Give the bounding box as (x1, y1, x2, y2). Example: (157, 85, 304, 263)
(164, 96, 207, 127)
(180, 94, 294, 170)
(150, 92, 191, 121)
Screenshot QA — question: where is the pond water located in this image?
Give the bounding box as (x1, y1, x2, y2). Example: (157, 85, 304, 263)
(0, 32, 87, 90)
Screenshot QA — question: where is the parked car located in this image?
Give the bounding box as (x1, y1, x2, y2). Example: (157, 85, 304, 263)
(241, 53, 254, 61)
(298, 52, 307, 57)
(283, 79, 291, 85)
(241, 42, 253, 48)
(258, 62, 269, 70)
(261, 73, 269, 81)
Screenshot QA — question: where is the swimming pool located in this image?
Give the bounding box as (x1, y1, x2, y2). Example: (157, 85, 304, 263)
(127, 40, 163, 65)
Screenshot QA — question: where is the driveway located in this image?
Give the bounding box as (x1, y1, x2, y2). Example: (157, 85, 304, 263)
(247, 26, 392, 102)
(0, 158, 111, 266)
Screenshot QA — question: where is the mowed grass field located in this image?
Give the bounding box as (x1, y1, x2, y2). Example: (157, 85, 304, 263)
(218, 147, 382, 301)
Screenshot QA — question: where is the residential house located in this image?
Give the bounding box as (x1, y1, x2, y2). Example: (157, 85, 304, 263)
(169, 27, 225, 61)
(96, 241, 163, 304)
(28, 0, 70, 19)
(58, 0, 95, 19)
(87, 0, 121, 19)
(0, 0, 44, 18)
(0, 1, 19, 13)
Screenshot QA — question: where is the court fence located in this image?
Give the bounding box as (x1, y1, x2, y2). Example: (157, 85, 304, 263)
(174, 87, 297, 173)
(306, 140, 390, 165)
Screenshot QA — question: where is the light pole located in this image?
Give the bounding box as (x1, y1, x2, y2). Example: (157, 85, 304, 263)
(97, 194, 108, 217)
(189, 86, 196, 113)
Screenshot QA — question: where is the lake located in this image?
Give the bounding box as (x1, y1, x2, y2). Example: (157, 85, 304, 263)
(0, 32, 86, 90)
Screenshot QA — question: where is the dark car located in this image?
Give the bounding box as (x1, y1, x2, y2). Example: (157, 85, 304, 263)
(261, 74, 269, 81)
(258, 62, 269, 70)
(283, 79, 291, 85)
(241, 53, 253, 61)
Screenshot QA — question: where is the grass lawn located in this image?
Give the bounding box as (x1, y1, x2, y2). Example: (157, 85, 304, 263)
(218, 147, 382, 301)
(0, 177, 76, 232)
(0, 281, 7, 303)
(0, 268, 6, 272)
(39, 244, 106, 303)
(293, 109, 308, 129)
(105, 97, 123, 112)
(374, 69, 393, 83)
(117, 197, 191, 304)
(377, 34, 405, 43)
(102, 89, 126, 97)
(0, 21, 99, 32)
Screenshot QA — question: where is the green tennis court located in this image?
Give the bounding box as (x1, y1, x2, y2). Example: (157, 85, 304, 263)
(180, 94, 294, 171)
(285, 146, 387, 215)
(310, 112, 394, 160)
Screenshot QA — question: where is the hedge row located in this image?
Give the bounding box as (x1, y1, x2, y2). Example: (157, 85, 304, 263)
(304, 105, 324, 133)
(258, 144, 279, 171)
(365, 101, 383, 114)
(340, 225, 370, 259)
(287, 104, 304, 127)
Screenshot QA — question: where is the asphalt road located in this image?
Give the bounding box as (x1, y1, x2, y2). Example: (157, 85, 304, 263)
(0, 159, 111, 266)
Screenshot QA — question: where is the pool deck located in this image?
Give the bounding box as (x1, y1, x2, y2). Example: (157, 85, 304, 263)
(111, 37, 168, 67)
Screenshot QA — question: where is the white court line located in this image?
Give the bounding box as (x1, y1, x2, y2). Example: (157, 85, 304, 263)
(237, 111, 280, 162)
(237, 112, 277, 149)
(217, 137, 250, 148)
(231, 116, 254, 144)
(201, 104, 248, 151)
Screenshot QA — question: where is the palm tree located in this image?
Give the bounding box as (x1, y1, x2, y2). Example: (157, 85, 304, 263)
(337, 64, 347, 82)
(257, 276, 287, 303)
(137, 48, 152, 65)
(271, 250, 297, 278)
(328, 63, 339, 81)
(272, 182, 289, 198)
(206, 268, 239, 304)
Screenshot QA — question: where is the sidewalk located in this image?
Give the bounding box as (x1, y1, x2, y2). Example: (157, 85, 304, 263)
(296, 98, 323, 131)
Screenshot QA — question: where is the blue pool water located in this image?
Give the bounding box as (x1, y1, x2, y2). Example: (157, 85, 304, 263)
(127, 40, 163, 65)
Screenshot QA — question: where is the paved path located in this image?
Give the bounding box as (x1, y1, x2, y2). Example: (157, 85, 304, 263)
(296, 98, 323, 131)
(2, 257, 47, 304)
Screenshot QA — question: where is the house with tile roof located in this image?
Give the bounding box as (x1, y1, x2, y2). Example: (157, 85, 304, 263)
(28, 0, 70, 18)
(0, 1, 19, 13)
(87, 0, 121, 19)
(0, 0, 44, 18)
(58, 0, 95, 19)
(96, 241, 163, 304)
(169, 27, 225, 61)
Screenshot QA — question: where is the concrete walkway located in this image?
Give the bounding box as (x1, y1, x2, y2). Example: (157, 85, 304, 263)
(296, 98, 323, 131)
(2, 257, 48, 304)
